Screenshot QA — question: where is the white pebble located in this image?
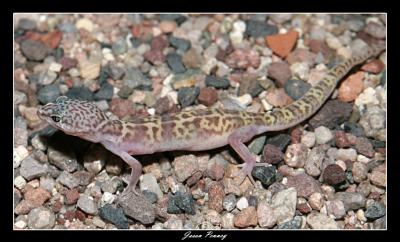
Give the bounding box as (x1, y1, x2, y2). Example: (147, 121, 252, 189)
(49, 62, 62, 73)
(14, 175, 27, 189)
(314, 126, 334, 144)
(236, 197, 249, 210)
(290, 62, 309, 80)
(236, 94, 252, 107)
(261, 99, 273, 111)
(101, 192, 115, 206)
(356, 209, 367, 222)
(147, 108, 156, 116)
(326, 36, 343, 50)
(14, 220, 27, 229)
(75, 18, 94, 32)
(355, 87, 380, 107)
(335, 160, 347, 171)
(301, 131, 316, 148)
(14, 145, 29, 168)
(337, 46, 352, 60)
(357, 155, 370, 164)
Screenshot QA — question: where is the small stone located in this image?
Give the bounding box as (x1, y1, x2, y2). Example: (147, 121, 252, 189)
(301, 131, 316, 148)
(337, 148, 358, 162)
(334, 192, 366, 211)
(20, 156, 48, 180)
(124, 67, 152, 90)
(355, 137, 375, 158)
(14, 176, 26, 190)
(234, 207, 258, 228)
(79, 61, 100, 80)
(257, 200, 276, 228)
(166, 53, 186, 74)
(48, 147, 78, 173)
(73, 170, 93, 186)
(370, 166, 386, 187)
(205, 75, 230, 89)
(306, 212, 339, 229)
(271, 187, 297, 224)
(208, 182, 225, 213)
(284, 143, 308, 168)
(17, 18, 37, 30)
(363, 22, 386, 39)
(177, 86, 200, 108)
(99, 204, 129, 229)
(297, 201, 312, 214)
(314, 126, 334, 145)
(265, 88, 293, 108)
(308, 192, 324, 210)
(27, 207, 55, 229)
(100, 192, 116, 206)
(284, 79, 311, 100)
(20, 39, 51, 61)
(159, 20, 177, 33)
(59, 57, 78, 71)
(205, 209, 222, 226)
(286, 173, 322, 198)
(323, 164, 346, 185)
(261, 144, 284, 164)
(65, 86, 94, 101)
(182, 48, 203, 69)
(251, 166, 276, 187)
(169, 36, 191, 52)
(361, 59, 385, 74)
(236, 197, 249, 211)
(309, 100, 353, 129)
(94, 83, 114, 101)
(268, 61, 292, 87)
(77, 194, 97, 215)
(118, 190, 155, 224)
(334, 130, 352, 148)
(223, 194, 237, 212)
(140, 173, 163, 199)
(65, 188, 80, 205)
(37, 84, 60, 104)
(111, 38, 127, 56)
(143, 190, 158, 204)
(100, 176, 124, 194)
(338, 71, 364, 102)
(265, 30, 299, 58)
(75, 18, 94, 32)
(39, 70, 57, 85)
(245, 20, 278, 38)
(167, 192, 195, 215)
(365, 201, 386, 220)
(56, 171, 80, 189)
(325, 199, 346, 219)
(226, 49, 260, 69)
(221, 213, 235, 229)
(198, 87, 218, 106)
(173, 155, 199, 182)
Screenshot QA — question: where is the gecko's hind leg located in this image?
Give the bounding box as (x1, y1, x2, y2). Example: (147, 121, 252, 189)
(228, 125, 267, 186)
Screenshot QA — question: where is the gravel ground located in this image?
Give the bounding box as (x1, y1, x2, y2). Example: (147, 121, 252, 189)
(13, 13, 386, 230)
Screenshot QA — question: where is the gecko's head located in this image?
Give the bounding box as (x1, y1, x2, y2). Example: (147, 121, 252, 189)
(37, 96, 109, 137)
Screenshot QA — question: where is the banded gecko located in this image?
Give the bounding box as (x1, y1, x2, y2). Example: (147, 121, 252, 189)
(37, 43, 385, 194)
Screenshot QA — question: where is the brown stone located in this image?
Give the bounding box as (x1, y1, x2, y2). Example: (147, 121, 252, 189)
(208, 182, 224, 212)
(265, 30, 299, 58)
(338, 71, 364, 102)
(361, 60, 385, 74)
(234, 207, 258, 228)
(198, 87, 218, 106)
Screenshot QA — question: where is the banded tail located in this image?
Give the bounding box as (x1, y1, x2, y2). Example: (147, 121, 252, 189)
(260, 43, 386, 131)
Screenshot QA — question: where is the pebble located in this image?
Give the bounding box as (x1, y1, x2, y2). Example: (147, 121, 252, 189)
(251, 166, 276, 187)
(245, 20, 278, 38)
(56, 171, 80, 189)
(66, 86, 94, 101)
(197, 87, 218, 107)
(183, 48, 204, 69)
(265, 88, 293, 108)
(271, 187, 297, 224)
(177, 86, 200, 107)
(205, 209, 222, 225)
(65, 188, 80, 205)
(20, 156, 48, 180)
(286, 173, 322, 198)
(14, 145, 29, 168)
(334, 130, 351, 148)
(164, 217, 184, 229)
(337, 148, 358, 162)
(236, 197, 249, 211)
(73, 170, 94, 186)
(284, 143, 308, 168)
(325, 199, 346, 219)
(234, 207, 258, 228)
(266, 134, 291, 151)
(75, 18, 94, 32)
(20, 39, 51, 61)
(167, 192, 195, 215)
(223, 194, 237, 212)
(261, 144, 284, 164)
(323, 164, 346, 185)
(38, 70, 57, 85)
(308, 192, 324, 210)
(363, 22, 386, 39)
(173, 154, 199, 182)
(140, 173, 163, 199)
(94, 83, 114, 101)
(229, 20, 246, 46)
(124, 67, 152, 90)
(169, 36, 191, 52)
(27, 206, 55, 229)
(370, 165, 386, 187)
(365, 201, 386, 220)
(344, 122, 365, 137)
(306, 212, 339, 229)
(309, 100, 353, 129)
(361, 59, 385, 74)
(101, 176, 124, 194)
(257, 200, 276, 228)
(208, 182, 225, 212)
(314, 126, 334, 145)
(221, 213, 235, 229)
(225, 49, 260, 69)
(334, 192, 366, 211)
(301, 131, 316, 148)
(355, 137, 375, 158)
(79, 61, 101, 80)
(99, 204, 129, 229)
(14, 176, 27, 190)
(284, 79, 311, 100)
(166, 53, 186, 73)
(286, 49, 316, 66)
(267, 61, 293, 88)
(17, 18, 37, 30)
(83, 145, 107, 174)
(338, 71, 365, 102)
(266, 30, 299, 58)
(205, 75, 230, 89)
(117, 191, 155, 224)
(37, 84, 60, 104)
(48, 147, 78, 173)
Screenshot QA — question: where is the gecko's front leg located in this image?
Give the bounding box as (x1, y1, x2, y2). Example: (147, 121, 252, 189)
(101, 141, 142, 195)
(228, 125, 269, 185)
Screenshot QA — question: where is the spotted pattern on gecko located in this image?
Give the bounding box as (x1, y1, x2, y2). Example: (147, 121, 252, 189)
(37, 43, 386, 194)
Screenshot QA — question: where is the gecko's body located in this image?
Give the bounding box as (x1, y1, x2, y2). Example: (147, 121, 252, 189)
(37, 44, 385, 193)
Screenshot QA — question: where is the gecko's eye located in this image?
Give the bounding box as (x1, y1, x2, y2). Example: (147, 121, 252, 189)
(51, 115, 61, 122)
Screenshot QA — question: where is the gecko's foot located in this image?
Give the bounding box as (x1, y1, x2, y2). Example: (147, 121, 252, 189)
(125, 184, 140, 196)
(235, 163, 256, 186)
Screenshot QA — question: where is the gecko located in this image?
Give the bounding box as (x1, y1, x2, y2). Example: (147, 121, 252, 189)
(37, 43, 385, 194)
